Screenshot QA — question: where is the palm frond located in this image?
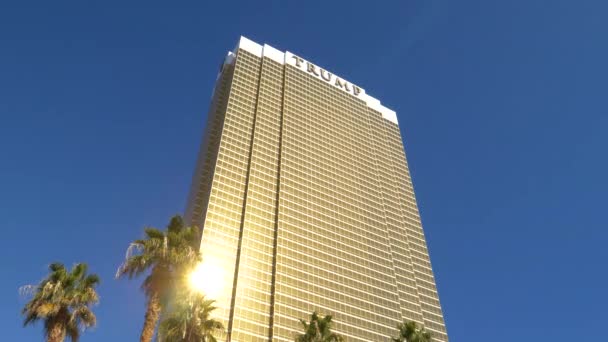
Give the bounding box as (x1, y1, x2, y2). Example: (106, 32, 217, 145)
(21, 263, 100, 339)
(393, 320, 432, 342)
(167, 215, 185, 233)
(144, 227, 166, 240)
(295, 311, 344, 342)
(159, 290, 224, 342)
(70, 263, 87, 280)
(49, 262, 66, 273)
(83, 274, 101, 287)
(19, 284, 37, 297)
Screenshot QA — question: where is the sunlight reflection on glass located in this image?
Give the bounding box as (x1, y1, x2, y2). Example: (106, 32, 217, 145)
(188, 257, 225, 299)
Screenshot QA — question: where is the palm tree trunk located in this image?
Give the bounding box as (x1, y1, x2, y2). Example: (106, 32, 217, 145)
(140, 290, 162, 342)
(47, 320, 65, 342)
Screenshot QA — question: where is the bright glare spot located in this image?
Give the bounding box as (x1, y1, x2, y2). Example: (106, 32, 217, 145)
(188, 259, 225, 299)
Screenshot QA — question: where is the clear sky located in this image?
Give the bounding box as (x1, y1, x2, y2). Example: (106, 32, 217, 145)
(1, 1, 607, 341)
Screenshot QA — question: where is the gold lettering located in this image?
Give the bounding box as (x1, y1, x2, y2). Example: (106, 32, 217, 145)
(307, 62, 319, 76)
(335, 78, 351, 92)
(291, 55, 304, 67)
(353, 85, 361, 96)
(320, 69, 332, 82)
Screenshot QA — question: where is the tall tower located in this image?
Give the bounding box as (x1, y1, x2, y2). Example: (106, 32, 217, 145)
(185, 37, 448, 342)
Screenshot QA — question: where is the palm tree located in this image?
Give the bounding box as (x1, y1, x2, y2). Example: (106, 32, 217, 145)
(116, 215, 201, 342)
(392, 321, 432, 342)
(21, 263, 100, 342)
(159, 290, 224, 342)
(295, 311, 345, 342)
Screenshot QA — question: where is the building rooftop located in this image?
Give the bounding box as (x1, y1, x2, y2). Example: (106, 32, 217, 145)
(229, 36, 398, 125)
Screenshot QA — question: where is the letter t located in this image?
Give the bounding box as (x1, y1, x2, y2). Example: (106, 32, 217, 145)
(291, 55, 304, 68)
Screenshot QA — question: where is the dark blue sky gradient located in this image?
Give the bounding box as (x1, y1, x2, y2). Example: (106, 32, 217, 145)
(1, 1, 607, 341)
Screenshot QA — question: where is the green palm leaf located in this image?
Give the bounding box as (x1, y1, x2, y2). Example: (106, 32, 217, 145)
(392, 321, 432, 342)
(159, 290, 224, 342)
(295, 311, 345, 342)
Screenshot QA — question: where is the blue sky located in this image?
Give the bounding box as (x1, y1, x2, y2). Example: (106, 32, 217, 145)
(1, 1, 607, 341)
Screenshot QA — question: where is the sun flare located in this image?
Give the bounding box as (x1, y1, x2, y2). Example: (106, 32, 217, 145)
(188, 259, 225, 299)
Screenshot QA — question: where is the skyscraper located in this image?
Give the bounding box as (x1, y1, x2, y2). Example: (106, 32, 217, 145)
(185, 36, 448, 342)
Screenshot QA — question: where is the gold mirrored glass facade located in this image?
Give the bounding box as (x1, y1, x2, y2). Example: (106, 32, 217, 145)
(185, 37, 448, 342)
